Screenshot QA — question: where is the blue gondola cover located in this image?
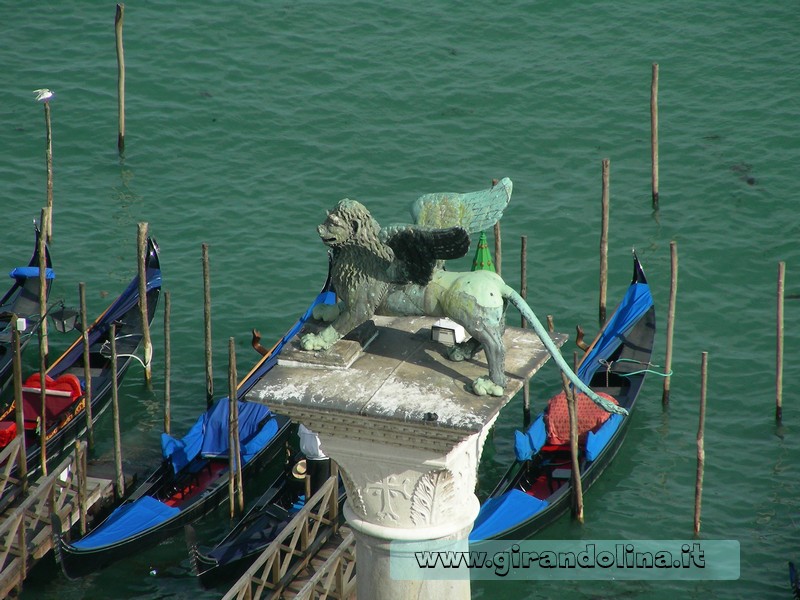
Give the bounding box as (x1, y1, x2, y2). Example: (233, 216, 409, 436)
(469, 490, 548, 542)
(513, 414, 547, 462)
(577, 281, 653, 382)
(9, 266, 55, 280)
(584, 413, 623, 461)
(71, 496, 179, 549)
(161, 399, 274, 474)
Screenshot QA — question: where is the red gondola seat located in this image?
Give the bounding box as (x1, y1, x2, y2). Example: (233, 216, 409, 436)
(21, 373, 83, 429)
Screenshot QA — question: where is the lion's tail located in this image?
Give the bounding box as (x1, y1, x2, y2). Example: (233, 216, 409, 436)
(501, 285, 628, 416)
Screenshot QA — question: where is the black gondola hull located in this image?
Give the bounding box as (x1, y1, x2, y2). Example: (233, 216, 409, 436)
(55, 414, 292, 579)
(471, 254, 656, 542)
(0, 238, 160, 512)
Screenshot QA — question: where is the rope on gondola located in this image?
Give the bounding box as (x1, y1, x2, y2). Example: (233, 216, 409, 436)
(598, 357, 673, 380)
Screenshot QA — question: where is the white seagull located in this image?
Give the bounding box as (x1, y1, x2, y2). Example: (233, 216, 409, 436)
(33, 88, 54, 102)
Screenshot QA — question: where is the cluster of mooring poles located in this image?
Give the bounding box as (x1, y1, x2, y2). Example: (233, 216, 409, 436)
(483, 63, 733, 538)
(8, 223, 154, 500)
(23, 4, 250, 523)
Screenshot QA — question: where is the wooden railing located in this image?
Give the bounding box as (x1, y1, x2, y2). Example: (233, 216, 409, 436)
(0, 437, 26, 506)
(223, 465, 352, 600)
(0, 441, 93, 597)
(292, 530, 356, 600)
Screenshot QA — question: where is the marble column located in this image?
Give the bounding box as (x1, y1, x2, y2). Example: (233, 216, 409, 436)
(246, 315, 566, 599)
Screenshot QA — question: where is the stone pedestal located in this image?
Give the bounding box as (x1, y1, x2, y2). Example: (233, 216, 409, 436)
(245, 316, 565, 599)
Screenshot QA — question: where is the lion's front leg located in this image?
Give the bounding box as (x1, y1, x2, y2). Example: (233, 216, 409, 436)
(301, 285, 384, 352)
(446, 338, 482, 362)
(301, 301, 344, 351)
(300, 308, 357, 351)
(466, 323, 507, 397)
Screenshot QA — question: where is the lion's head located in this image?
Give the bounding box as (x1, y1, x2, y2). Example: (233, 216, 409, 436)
(317, 199, 384, 252)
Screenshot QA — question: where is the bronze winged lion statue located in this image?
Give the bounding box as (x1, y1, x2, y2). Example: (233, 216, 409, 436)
(300, 178, 625, 415)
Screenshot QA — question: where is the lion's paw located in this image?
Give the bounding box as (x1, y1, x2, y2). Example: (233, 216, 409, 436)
(301, 332, 331, 351)
(447, 345, 468, 362)
(447, 339, 481, 362)
(312, 302, 341, 323)
(472, 377, 504, 397)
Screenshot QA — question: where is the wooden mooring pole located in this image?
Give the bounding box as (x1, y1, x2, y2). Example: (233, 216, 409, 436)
(776, 261, 785, 424)
(203, 243, 213, 408)
(164, 290, 171, 434)
(228, 358, 235, 520)
(662, 241, 678, 407)
(74, 439, 87, 535)
(228, 338, 244, 517)
(651, 63, 660, 210)
(32, 88, 54, 242)
(520, 236, 528, 330)
(36, 206, 50, 475)
(38, 208, 49, 360)
(137, 223, 153, 385)
(694, 351, 707, 536)
(232, 341, 244, 516)
(11, 318, 28, 492)
(599, 158, 610, 327)
(43, 100, 54, 243)
(491, 178, 502, 279)
(551, 314, 584, 522)
(110, 323, 125, 499)
(79, 282, 94, 450)
(38, 221, 49, 475)
(115, 3, 126, 155)
(563, 372, 584, 523)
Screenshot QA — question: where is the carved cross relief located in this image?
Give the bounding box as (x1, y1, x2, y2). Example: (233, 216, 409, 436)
(366, 475, 414, 523)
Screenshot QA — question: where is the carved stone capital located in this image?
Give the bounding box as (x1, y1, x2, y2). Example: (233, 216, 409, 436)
(319, 416, 495, 539)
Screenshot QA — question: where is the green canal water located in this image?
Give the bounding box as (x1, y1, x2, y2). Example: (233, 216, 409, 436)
(2, 1, 799, 597)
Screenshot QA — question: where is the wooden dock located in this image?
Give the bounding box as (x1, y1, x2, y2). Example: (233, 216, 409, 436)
(223, 471, 357, 600)
(0, 440, 117, 597)
(283, 526, 356, 600)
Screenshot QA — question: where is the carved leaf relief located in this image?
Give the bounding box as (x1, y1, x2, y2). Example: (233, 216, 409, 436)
(410, 469, 456, 526)
(340, 469, 367, 518)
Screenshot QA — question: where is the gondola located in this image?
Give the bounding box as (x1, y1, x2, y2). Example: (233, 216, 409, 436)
(470, 252, 656, 542)
(0, 223, 54, 395)
(0, 237, 160, 510)
(187, 455, 345, 588)
(53, 261, 337, 578)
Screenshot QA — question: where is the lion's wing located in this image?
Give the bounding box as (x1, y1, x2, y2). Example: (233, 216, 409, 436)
(383, 226, 470, 285)
(409, 177, 512, 232)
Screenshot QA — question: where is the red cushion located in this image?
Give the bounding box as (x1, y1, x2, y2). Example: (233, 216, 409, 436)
(22, 373, 83, 426)
(0, 422, 16, 447)
(544, 391, 618, 446)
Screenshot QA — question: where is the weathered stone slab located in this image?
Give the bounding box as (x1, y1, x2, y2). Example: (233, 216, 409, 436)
(245, 315, 566, 452)
(278, 320, 379, 370)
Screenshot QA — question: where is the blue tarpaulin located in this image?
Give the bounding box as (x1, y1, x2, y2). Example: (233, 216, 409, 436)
(71, 496, 179, 549)
(585, 413, 623, 461)
(161, 398, 274, 474)
(577, 281, 653, 383)
(469, 490, 548, 541)
(71, 400, 279, 551)
(513, 414, 546, 462)
(8, 266, 55, 280)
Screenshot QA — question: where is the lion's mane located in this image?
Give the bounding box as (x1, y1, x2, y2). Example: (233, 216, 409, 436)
(322, 199, 395, 335)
